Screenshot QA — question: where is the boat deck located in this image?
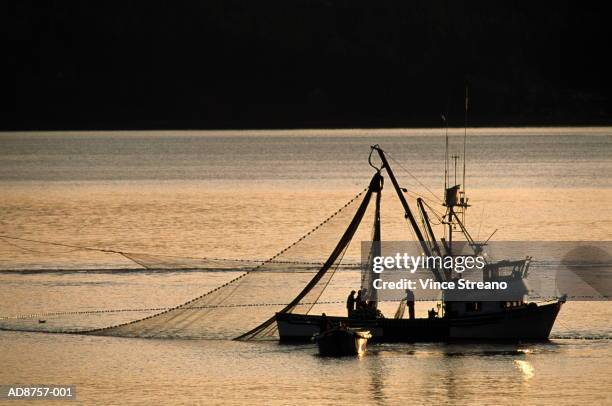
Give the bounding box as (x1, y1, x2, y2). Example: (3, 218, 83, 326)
(276, 301, 562, 342)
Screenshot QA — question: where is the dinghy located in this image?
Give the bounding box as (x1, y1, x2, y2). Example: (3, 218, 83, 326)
(314, 327, 372, 356)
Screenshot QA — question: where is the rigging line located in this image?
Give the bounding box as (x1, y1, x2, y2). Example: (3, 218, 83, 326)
(477, 205, 485, 241)
(0, 308, 170, 320)
(421, 200, 447, 225)
(109, 253, 360, 265)
(0, 235, 150, 270)
(0, 235, 267, 263)
(401, 189, 440, 205)
(118, 253, 150, 270)
(2, 297, 579, 322)
(7, 296, 495, 320)
(552, 315, 573, 332)
(302, 238, 351, 315)
(0, 236, 357, 267)
(402, 217, 424, 255)
(0, 237, 82, 254)
(0, 188, 369, 267)
(384, 151, 443, 203)
(199, 258, 361, 266)
(389, 170, 441, 205)
(418, 201, 445, 226)
(24, 297, 581, 320)
(0, 235, 123, 255)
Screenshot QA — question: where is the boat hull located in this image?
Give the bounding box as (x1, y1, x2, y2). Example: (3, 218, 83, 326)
(448, 302, 562, 340)
(315, 329, 370, 356)
(276, 301, 562, 342)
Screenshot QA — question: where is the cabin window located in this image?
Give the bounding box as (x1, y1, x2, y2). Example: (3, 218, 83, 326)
(465, 302, 481, 312)
(503, 301, 524, 309)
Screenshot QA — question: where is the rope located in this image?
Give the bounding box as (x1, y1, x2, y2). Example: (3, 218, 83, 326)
(421, 200, 448, 225)
(0, 189, 369, 270)
(3, 296, 588, 322)
(0, 237, 83, 254)
(385, 151, 443, 204)
(0, 235, 122, 254)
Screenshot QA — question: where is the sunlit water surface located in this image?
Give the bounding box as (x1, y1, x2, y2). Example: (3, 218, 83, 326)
(0, 128, 611, 404)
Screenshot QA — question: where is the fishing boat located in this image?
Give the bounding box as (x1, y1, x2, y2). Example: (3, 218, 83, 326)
(314, 327, 372, 356)
(0, 130, 564, 343)
(274, 145, 565, 342)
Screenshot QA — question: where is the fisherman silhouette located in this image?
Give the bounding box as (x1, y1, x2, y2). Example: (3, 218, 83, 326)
(360, 288, 368, 308)
(346, 290, 356, 317)
(355, 289, 363, 310)
(319, 313, 332, 332)
(405, 289, 415, 320)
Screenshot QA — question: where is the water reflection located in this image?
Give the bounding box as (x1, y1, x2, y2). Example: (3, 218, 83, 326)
(366, 351, 387, 405)
(359, 343, 549, 403)
(514, 359, 535, 380)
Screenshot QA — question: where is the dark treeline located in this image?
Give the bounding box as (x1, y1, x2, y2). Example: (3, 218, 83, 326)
(4, 1, 612, 130)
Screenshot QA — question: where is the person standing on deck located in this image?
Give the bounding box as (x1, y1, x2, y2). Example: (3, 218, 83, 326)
(319, 313, 332, 332)
(346, 290, 356, 317)
(360, 288, 368, 309)
(405, 289, 415, 320)
(356, 289, 363, 310)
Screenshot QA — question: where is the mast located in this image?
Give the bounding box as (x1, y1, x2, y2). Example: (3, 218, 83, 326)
(371, 145, 430, 257)
(369, 173, 383, 306)
(442, 87, 471, 250)
(371, 146, 446, 282)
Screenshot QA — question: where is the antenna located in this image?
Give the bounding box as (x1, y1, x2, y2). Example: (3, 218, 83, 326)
(452, 153, 459, 186)
(463, 85, 468, 193)
(442, 113, 448, 191)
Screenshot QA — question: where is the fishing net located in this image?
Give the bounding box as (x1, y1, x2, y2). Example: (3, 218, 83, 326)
(0, 174, 382, 340)
(91, 180, 377, 340)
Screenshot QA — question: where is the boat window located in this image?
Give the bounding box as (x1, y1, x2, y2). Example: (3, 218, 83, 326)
(503, 301, 524, 309)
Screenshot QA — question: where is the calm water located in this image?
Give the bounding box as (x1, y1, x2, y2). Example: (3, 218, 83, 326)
(1, 128, 611, 404)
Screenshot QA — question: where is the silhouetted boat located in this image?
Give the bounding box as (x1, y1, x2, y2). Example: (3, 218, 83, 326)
(314, 327, 371, 356)
(273, 144, 565, 343)
(278, 299, 563, 342)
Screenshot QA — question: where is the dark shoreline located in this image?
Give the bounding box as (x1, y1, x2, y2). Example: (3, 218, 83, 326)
(6, 2, 611, 133)
(4, 121, 612, 132)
